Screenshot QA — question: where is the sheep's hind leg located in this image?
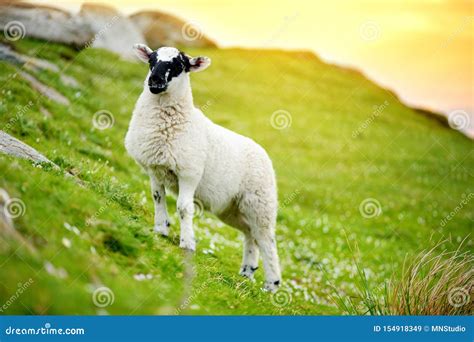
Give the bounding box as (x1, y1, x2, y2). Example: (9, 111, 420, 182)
(240, 232, 259, 280)
(240, 191, 281, 291)
(148, 170, 170, 236)
(254, 228, 281, 292)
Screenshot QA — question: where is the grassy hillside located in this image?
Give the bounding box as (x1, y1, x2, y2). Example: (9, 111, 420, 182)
(0, 38, 472, 315)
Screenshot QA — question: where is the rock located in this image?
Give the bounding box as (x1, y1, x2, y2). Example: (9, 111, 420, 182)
(60, 74, 79, 88)
(1, 43, 80, 88)
(130, 11, 217, 49)
(0, 130, 58, 167)
(0, 130, 85, 185)
(0, 2, 216, 59)
(0, 43, 58, 72)
(40, 106, 52, 118)
(0, 2, 94, 46)
(79, 3, 145, 60)
(0, 188, 37, 255)
(18, 70, 70, 105)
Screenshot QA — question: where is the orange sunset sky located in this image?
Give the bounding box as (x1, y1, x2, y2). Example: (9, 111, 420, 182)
(33, 0, 473, 128)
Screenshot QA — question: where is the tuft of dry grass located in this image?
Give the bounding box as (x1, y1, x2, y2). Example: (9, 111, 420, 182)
(332, 240, 473, 315)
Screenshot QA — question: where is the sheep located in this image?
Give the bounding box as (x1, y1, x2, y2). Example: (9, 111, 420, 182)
(125, 44, 281, 291)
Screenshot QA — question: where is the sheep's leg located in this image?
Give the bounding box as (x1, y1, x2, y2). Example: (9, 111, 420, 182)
(240, 232, 259, 279)
(148, 170, 170, 236)
(177, 178, 198, 251)
(253, 229, 281, 292)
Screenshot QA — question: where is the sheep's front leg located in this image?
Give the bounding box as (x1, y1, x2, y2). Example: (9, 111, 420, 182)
(148, 170, 170, 236)
(177, 178, 199, 251)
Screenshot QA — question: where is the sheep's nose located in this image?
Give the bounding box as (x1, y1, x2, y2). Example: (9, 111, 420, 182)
(149, 82, 167, 94)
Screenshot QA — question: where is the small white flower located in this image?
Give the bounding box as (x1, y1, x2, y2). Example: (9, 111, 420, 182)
(62, 237, 72, 248)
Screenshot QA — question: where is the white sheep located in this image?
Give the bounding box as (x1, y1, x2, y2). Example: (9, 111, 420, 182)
(125, 44, 281, 291)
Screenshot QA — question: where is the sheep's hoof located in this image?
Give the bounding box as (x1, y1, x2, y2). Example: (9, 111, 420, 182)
(263, 280, 281, 293)
(179, 238, 196, 251)
(240, 265, 258, 280)
(154, 221, 170, 236)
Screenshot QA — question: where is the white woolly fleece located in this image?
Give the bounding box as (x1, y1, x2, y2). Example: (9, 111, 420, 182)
(124, 62, 282, 291)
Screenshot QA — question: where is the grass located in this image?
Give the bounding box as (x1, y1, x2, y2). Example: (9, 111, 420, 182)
(331, 239, 473, 315)
(0, 38, 472, 315)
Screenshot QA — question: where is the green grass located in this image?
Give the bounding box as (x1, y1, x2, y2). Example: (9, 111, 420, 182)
(0, 38, 472, 315)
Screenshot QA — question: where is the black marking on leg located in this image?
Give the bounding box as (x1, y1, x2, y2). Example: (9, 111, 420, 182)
(273, 280, 280, 286)
(250, 266, 258, 272)
(178, 209, 185, 220)
(153, 191, 161, 203)
(166, 220, 170, 227)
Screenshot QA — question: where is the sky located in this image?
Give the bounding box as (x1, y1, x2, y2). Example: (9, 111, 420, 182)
(32, 0, 473, 133)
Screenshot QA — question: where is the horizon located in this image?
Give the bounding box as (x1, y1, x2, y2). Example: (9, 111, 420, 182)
(30, 0, 473, 134)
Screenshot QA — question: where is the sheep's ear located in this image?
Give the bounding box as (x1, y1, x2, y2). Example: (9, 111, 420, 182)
(133, 44, 153, 63)
(189, 56, 211, 72)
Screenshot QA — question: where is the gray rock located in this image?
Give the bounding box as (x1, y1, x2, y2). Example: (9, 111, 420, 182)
(130, 10, 217, 49)
(78, 3, 145, 60)
(17, 70, 70, 105)
(0, 188, 37, 255)
(0, 2, 94, 46)
(0, 130, 57, 166)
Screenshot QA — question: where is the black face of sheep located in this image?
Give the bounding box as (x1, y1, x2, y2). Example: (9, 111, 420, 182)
(133, 44, 212, 95)
(147, 51, 190, 94)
